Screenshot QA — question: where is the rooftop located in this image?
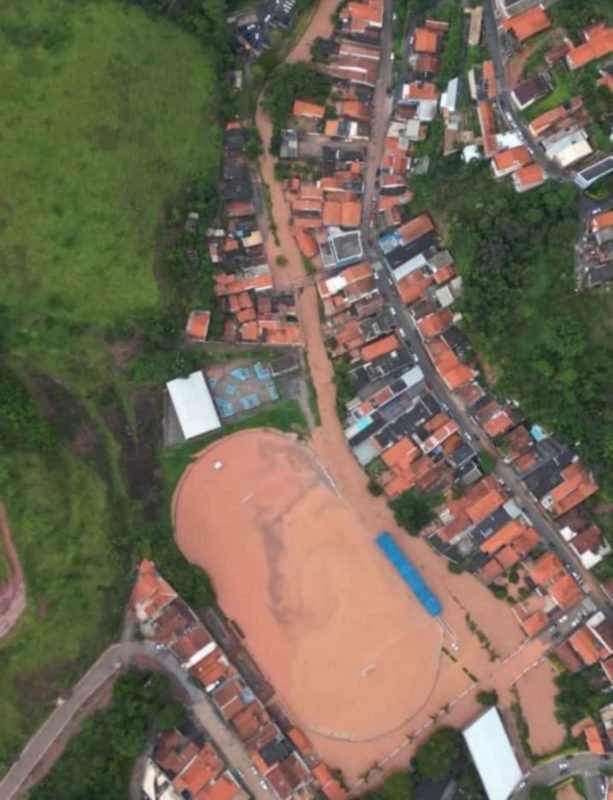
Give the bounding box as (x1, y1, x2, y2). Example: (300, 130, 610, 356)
(502, 5, 551, 42)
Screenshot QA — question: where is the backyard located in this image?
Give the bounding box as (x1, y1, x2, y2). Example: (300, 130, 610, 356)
(0, 0, 221, 769)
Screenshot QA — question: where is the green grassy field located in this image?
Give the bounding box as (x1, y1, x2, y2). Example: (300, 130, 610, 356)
(0, 0, 221, 770)
(1, 0, 220, 330)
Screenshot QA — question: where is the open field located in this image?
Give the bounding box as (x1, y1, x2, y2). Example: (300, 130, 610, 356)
(1, 0, 219, 330)
(173, 429, 443, 742)
(0, 0, 221, 769)
(516, 661, 565, 756)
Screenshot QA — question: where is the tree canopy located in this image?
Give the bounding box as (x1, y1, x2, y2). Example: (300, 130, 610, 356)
(414, 727, 461, 780)
(390, 489, 440, 535)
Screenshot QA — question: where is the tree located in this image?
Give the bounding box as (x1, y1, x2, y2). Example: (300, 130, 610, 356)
(414, 727, 461, 780)
(363, 771, 412, 800)
(478, 450, 497, 474)
(530, 787, 556, 800)
(476, 689, 498, 706)
(390, 489, 439, 535)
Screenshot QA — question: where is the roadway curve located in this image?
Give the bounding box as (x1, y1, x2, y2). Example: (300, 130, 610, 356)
(516, 753, 612, 800)
(0, 642, 276, 800)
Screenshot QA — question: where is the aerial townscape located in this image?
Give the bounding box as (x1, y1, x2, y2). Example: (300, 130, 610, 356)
(1, 0, 613, 799)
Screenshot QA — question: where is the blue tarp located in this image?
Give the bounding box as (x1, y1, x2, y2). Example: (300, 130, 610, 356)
(376, 532, 443, 617)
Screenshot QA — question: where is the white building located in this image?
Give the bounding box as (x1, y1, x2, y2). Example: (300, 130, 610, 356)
(166, 371, 221, 441)
(463, 707, 523, 800)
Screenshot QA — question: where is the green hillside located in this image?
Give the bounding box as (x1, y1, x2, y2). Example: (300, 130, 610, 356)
(0, 0, 221, 769)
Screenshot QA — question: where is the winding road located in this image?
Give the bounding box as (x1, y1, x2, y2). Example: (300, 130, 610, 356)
(0, 641, 277, 800)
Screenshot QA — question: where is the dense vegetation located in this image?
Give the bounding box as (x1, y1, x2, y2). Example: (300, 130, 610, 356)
(0, 0, 224, 768)
(550, 0, 613, 41)
(554, 665, 612, 727)
(263, 62, 331, 153)
(391, 489, 442, 535)
(414, 727, 462, 780)
(411, 159, 613, 503)
(363, 771, 413, 800)
(29, 671, 184, 799)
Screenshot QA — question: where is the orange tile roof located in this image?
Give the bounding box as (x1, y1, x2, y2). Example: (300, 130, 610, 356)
(338, 99, 371, 120)
(496, 544, 520, 570)
(513, 163, 546, 190)
(480, 519, 525, 554)
(294, 228, 318, 259)
(323, 201, 343, 227)
(466, 488, 506, 524)
(493, 146, 532, 175)
(236, 307, 256, 324)
(584, 724, 606, 754)
(313, 763, 347, 800)
(432, 264, 456, 285)
(403, 81, 440, 101)
(131, 559, 177, 620)
(292, 198, 323, 215)
(503, 5, 551, 42)
(381, 437, 420, 469)
(186, 310, 211, 342)
(482, 60, 497, 98)
(300, 185, 323, 201)
(548, 463, 598, 517)
(325, 119, 339, 136)
(173, 743, 224, 797)
(592, 211, 613, 232)
(569, 626, 603, 665)
(199, 774, 244, 800)
(513, 527, 540, 558)
(529, 551, 565, 586)
(528, 105, 568, 136)
(417, 309, 453, 339)
(361, 333, 399, 361)
(427, 337, 476, 390)
(480, 558, 504, 582)
(414, 27, 439, 54)
(293, 100, 326, 119)
(397, 269, 433, 305)
(477, 101, 497, 157)
(341, 201, 362, 228)
(483, 409, 514, 438)
(567, 25, 613, 70)
(240, 321, 259, 342)
(549, 573, 583, 610)
(521, 610, 548, 637)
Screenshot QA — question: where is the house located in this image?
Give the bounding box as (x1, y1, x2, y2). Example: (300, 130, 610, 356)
(491, 146, 532, 178)
(414, 27, 440, 54)
(544, 129, 593, 169)
(400, 81, 440, 121)
(502, 5, 551, 43)
(575, 155, 613, 189)
(512, 163, 546, 192)
(511, 74, 550, 110)
(339, 0, 384, 31)
(541, 462, 598, 517)
(292, 100, 325, 119)
(566, 25, 613, 71)
(186, 310, 212, 342)
(467, 6, 483, 46)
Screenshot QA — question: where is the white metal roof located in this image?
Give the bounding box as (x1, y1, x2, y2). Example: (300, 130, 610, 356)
(166, 371, 221, 441)
(463, 707, 522, 800)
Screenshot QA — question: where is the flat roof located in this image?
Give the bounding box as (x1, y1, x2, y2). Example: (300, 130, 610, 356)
(463, 707, 522, 800)
(167, 371, 221, 441)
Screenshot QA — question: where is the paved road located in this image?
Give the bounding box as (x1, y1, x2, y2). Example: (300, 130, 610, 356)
(514, 752, 611, 799)
(0, 642, 276, 800)
(360, 0, 393, 230)
(358, 27, 611, 619)
(482, 0, 569, 183)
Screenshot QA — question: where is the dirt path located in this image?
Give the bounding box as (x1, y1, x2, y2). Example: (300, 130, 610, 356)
(0, 502, 26, 640)
(516, 660, 565, 756)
